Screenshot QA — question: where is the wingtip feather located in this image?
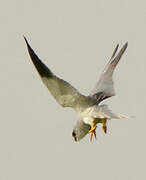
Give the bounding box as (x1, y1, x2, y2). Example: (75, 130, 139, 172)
(110, 44, 119, 60)
(24, 36, 53, 78)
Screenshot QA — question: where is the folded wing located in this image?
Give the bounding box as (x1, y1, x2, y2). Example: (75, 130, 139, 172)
(24, 37, 87, 110)
(90, 42, 128, 102)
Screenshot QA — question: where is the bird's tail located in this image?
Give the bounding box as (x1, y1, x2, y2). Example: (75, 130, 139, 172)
(92, 104, 128, 120)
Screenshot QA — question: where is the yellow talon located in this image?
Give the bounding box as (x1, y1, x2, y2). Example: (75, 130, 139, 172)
(89, 125, 97, 142)
(102, 119, 107, 134)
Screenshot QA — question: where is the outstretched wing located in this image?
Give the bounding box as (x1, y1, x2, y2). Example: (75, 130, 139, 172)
(90, 42, 128, 102)
(24, 37, 87, 110)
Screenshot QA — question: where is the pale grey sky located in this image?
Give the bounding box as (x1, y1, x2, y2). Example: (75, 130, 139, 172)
(0, 0, 146, 179)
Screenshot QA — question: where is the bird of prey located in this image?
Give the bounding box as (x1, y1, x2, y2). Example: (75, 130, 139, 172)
(24, 36, 128, 142)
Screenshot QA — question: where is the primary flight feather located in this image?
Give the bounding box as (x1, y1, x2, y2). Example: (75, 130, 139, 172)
(24, 36, 128, 142)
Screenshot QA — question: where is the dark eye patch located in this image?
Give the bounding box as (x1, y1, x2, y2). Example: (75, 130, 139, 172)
(72, 131, 77, 141)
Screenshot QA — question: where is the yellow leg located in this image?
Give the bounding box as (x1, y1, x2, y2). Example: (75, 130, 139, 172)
(102, 119, 107, 134)
(89, 125, 97, 142)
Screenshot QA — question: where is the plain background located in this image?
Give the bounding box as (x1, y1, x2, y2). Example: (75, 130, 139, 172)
(0, 0, 146, 179)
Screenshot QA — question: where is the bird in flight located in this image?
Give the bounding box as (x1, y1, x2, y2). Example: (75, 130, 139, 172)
(24, 37, 128, 142)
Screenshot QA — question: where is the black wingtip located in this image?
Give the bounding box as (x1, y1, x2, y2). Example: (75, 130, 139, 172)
(23, 35, 26, 39)
(24, 36, 53, 78)
(111, 41, 128, 64)
(23, 36, 35, 57)
(23, 35, 29, 46)
(125, 41, 128, 48)
(110, 44, 119, 60)
(111, 42, 128, 60)
(121, 41, 128, 53)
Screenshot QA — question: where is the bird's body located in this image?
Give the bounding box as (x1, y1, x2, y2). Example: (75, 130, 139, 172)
(24, 37, 128, 142)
